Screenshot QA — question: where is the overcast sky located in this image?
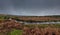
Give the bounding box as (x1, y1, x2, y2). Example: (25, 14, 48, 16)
(0, 0, 60, 16)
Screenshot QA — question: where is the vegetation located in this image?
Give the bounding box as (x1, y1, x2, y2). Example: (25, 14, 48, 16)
(24, 24, 60, 28)
(23, 24, 60, 35)
(0, 19, 23, 35)
(10, 29, 23, 35)
(0, 15, 60, 35)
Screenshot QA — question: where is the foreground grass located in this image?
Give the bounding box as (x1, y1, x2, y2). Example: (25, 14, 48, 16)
(10, 29, 23, 35)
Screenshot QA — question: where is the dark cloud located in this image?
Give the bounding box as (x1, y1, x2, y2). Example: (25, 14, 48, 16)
(0, 0, 60, 16)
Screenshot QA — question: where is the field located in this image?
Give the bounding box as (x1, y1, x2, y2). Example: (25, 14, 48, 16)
(0, 19, 23, 35)
(0, 20, 60, 35)
(0, 29, 23, 35)
(23, 24, 60, 35)
(10, 29, 23, 35)
(0, 15, 60, 35)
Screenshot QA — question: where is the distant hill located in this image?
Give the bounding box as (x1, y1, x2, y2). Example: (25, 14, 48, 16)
(0, 14, 60, 22)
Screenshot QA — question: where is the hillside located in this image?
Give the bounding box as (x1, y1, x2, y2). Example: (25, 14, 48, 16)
(0, 14, 60, 22)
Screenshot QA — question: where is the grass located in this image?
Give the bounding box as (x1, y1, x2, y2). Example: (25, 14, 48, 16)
(24, 24, 60, 28)
(10, 29, 23, 35)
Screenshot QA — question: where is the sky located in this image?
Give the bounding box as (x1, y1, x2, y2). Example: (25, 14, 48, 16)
(0, 0, 60, 16)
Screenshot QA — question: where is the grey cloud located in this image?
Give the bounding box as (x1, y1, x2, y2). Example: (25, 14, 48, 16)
(0, 0, 60, 16)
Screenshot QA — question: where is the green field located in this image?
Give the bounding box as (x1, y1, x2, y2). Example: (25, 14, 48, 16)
(10, 29, 23, 35)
